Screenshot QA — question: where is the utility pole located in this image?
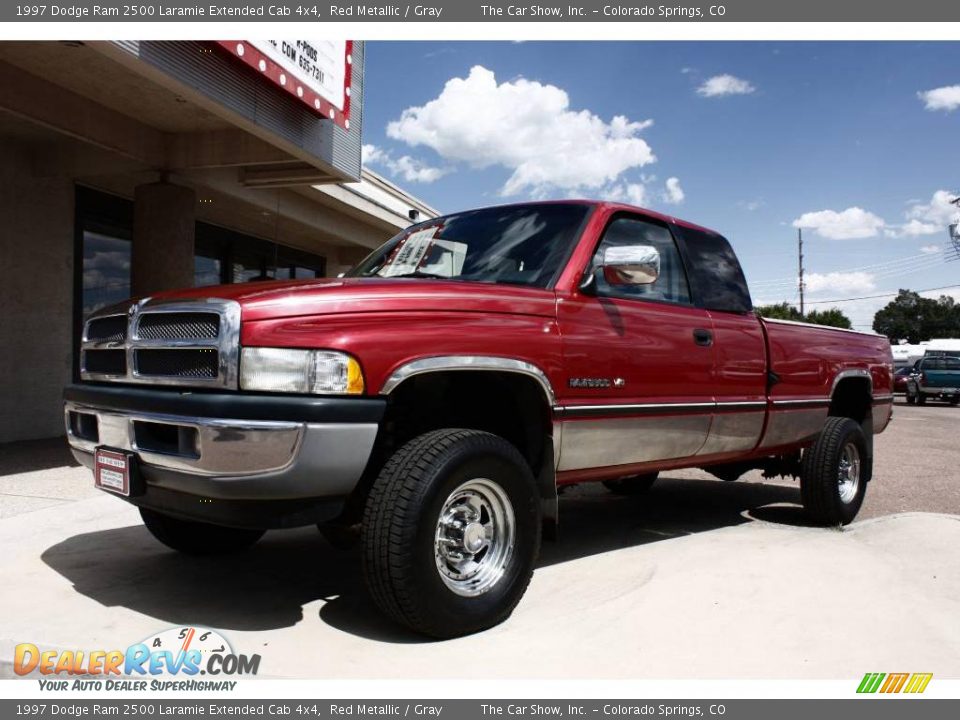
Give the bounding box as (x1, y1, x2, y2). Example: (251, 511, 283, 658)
(798, 227, 805, 317)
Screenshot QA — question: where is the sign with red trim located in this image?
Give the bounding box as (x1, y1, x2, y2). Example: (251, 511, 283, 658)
(217, 40, 353, 130)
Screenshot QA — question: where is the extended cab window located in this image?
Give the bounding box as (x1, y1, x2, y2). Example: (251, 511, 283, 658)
(671, 224, 753, 313)
(349, 203, 590, 288)
(591, 217, 691, 305)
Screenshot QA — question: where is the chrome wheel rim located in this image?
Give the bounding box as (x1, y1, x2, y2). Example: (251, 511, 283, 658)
(434, 478, 515, 597)
(837, 442, 861, 504)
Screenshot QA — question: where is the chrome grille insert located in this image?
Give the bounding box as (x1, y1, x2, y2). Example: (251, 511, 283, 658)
(80, 298, 240, 389)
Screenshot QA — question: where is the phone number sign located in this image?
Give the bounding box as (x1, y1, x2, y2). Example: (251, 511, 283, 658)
(218, 40, 353, 129)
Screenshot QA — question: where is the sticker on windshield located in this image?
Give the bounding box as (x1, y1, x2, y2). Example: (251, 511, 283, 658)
(379, 226, 442, 277)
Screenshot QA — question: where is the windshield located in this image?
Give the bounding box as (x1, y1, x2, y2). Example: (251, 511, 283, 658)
(348, 203, 590, 288)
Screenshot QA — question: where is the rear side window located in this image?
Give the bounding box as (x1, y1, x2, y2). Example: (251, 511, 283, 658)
(672, 225, 753, 313)
(944, 358, 960, 370)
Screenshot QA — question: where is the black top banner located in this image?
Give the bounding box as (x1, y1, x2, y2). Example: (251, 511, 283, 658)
(6, 0, 960, 22)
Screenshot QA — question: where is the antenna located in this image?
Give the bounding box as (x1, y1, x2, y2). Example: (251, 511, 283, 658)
(798, 227, 805, 316)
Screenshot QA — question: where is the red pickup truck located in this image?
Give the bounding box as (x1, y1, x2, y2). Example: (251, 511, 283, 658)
(65, 201, 893, 638)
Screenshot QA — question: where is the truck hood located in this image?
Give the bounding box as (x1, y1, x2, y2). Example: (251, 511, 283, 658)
(148, 277, 558, 322)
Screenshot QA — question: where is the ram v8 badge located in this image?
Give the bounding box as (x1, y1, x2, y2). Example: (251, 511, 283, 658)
(569, 377, 620, 389)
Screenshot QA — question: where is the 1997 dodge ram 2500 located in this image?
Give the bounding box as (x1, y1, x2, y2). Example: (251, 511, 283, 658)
(65, 201, 893, 637)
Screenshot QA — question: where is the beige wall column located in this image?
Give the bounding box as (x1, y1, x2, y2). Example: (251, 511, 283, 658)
(131, 182, 196, 296)
(0, 142, 75, 443)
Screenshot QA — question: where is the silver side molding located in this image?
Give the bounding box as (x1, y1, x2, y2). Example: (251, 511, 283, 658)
(380, 355, 557, 407)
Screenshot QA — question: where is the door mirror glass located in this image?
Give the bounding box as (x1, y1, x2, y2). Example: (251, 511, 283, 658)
(601, 245, 660, 286)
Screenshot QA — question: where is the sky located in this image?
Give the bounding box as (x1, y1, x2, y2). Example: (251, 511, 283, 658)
(360, 41, 960, 331)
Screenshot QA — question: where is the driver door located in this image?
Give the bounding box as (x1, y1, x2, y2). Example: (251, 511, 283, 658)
(556, 214, 716, 473)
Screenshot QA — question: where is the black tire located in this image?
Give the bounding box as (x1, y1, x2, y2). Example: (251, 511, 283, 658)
(949, 397, 960, 407)
(800, 417, 869, 526)
(362, 429, 541, 639)
(602, 472, 659, 495)
(139, 508, 265, 555)
(917, 393, 927, 406)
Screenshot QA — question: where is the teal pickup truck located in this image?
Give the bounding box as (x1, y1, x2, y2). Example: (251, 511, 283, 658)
(906, 356, 960, 406)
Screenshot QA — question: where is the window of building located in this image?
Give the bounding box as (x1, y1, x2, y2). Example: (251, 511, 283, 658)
(74, 186, 327, 374)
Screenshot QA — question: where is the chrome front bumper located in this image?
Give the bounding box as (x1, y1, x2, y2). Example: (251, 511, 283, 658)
(64, 400, 379, 502)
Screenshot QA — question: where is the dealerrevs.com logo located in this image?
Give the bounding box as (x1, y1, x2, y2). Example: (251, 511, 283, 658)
(14, 626, 260, 691)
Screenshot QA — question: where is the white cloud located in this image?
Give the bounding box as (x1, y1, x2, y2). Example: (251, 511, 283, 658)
(663, 177, 685, 205)
(792, 207, 886, 240)
(605, 182, 648, 207)
(804, 271, 877, 295)
(920, 244, 941, 255)
(906, 189, 958, 226)
(385, 65, 656, 196)
(362, 143, 448, 184)
(696, 74, 756, 97)
(361, 144, 386, 164)
(740, 199, 764, 212)
(900, 219, 941, 237)
(918, 84, 960, 112)
(390, 156, 448, 183)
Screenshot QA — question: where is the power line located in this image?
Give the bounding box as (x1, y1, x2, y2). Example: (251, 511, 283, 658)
(749, 250, 950, 287)
(803, 284, 960, 306)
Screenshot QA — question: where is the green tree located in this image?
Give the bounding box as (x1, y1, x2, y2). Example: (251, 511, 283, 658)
(756, 302, 852, 329)
(872, 290, 960, 343)
(756, 302, 803, 322)
(804, 307, 853, 329)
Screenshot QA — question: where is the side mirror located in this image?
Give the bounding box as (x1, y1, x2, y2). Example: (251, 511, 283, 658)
(601, 245, 660, 286)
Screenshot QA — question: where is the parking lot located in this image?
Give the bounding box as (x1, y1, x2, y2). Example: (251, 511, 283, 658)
(1, 399, 958, 679)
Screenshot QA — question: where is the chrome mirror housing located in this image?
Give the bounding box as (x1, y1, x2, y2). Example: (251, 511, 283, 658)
(601, 245, 661, 286)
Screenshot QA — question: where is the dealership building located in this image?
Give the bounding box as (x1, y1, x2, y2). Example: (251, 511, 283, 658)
(0, 40, 437, 445)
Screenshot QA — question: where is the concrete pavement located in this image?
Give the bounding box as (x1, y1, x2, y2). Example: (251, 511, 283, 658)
(1, 402, 958, 679)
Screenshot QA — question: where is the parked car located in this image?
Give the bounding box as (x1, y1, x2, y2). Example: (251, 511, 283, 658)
(905, 356, 960, 406)
(65, 200, 894, 638)
(893, 366, 914, 394)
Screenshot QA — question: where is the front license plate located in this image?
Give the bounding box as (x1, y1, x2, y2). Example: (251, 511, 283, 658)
(94, 447, 133, 497)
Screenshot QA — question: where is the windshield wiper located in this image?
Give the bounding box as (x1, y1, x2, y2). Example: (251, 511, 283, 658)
(386, 271, 452, 280)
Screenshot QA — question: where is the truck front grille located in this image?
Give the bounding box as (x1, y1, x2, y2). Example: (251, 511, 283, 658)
(136, 348, 219, 379)
(80, 299, 239, 389)
(86, 315, 127, 343)
(82, 349, 126, 375)
(137, 313, 220, 340)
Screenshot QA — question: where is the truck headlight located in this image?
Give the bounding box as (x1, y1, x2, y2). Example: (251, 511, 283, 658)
(240, 348, 365, 395)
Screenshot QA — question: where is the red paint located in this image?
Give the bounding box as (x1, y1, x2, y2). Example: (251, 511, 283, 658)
(151, 200, 894, 478)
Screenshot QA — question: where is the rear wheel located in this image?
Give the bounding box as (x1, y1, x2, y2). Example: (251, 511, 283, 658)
(362, 429, 541, 638)
(800, 417, 869, 526)
(139, 508, 265, 555)
(603, 472, 659, 495)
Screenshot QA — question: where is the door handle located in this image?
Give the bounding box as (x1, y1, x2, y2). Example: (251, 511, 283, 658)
(693, 328, 713, 347)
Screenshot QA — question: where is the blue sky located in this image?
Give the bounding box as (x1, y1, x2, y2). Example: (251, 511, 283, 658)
(361, 42, 960, 329)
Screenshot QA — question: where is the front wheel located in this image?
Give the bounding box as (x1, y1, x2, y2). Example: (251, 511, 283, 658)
(800, 417, 869, 526)
(362, 429, 541, 638)
(139, 508, 265, 555)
